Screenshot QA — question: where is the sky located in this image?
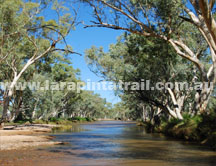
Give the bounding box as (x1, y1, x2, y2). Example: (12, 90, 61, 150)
(44, 2, 124, 104)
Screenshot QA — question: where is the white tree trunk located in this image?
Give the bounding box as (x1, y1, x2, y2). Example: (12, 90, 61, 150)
(142, 105, 146, 121)
(194, 85, 212, 114)
(167, 88, 184, 120)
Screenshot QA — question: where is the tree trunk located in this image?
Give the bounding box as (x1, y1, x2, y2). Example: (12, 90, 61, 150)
(32, 98, 39, 119)
(167, 88, 184, 120)
(194, 85, 212, 114)
(175, 108, 183, 120)
(10, 95, 23, 122)
(1, 89, 13, 123)
(1, 57, 43, 122)
(142, 105, 146, 121)
(149, 106, 155, 123)
(10, 107, 20, 122)
(1, 73, 22, 123)
(0, 122, 4, 129)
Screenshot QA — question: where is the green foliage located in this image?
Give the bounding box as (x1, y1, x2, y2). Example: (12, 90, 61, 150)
(13, 120, 31, 124)
(197, 110, 216, 149)
(32, 119, 46, 124)
(13, 112, 32, 124)
(158, 114, 202, 140)
(49, 117, 61, 122)
(82, 0, 215, 149)
(64, 90, 111, 119)
(69, 117, 90, 122)
(0, 0, 112, 123)
(85, 33, 194, 120)
(141, 121, 155, 133)
(143, 110, 216, 149)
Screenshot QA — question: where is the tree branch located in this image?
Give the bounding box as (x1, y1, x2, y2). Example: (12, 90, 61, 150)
(51, 49, 82, 56)
(84, 22, 151, 37)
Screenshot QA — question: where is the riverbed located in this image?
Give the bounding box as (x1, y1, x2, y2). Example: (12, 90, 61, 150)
(0, 121, 216, 166)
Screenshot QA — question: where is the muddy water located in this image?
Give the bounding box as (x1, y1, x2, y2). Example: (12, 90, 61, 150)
(1, 121, 216, 166)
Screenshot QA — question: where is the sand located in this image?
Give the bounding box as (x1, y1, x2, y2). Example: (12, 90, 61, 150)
(0, 124, 62, 151)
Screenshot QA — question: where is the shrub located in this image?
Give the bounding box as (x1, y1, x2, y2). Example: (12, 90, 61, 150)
(49, 117, 61, 122)
(69, 117, 88, 122)
(197, 110, 216, 149)
(32, 119, 46, 124)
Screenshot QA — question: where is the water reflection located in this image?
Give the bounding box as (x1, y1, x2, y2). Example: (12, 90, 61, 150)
(47, 121, 216, 166)
(52, 124, 86, 133)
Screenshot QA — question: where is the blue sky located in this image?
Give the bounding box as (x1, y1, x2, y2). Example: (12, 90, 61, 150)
(44, 2, 124, 104)
(69, 26, 122, 104)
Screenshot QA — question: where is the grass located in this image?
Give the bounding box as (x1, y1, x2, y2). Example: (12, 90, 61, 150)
(4, 116, 95, 127)
(140, 111, 216, 150)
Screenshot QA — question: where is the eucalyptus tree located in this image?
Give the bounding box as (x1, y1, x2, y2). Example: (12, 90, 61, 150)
(64, 90, 110, 119)
(16, 57, 81, 120)
(0, 0, 80, 122)
(82, 0, 214, 114)
(85, 34, 195, 119)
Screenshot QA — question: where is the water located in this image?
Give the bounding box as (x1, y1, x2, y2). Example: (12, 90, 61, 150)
(1, 121, 216, 166)
(47, 121, 216, 166)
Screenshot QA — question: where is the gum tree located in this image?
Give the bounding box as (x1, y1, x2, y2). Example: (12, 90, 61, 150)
(82, 0, 215, 114)
(0, 0, 79, 123)
(85, 34, 195, 119)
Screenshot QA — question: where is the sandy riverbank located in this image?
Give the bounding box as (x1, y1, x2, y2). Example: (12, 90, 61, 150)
(0, 124, 63, 151)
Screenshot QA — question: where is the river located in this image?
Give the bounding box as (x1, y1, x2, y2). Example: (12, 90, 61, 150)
(1, 121, 216, 166)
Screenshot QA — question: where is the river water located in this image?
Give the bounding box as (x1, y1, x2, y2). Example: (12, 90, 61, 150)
(1, 121, 216, 166)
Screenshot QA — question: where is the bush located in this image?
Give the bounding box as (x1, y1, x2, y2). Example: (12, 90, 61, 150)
(68, 117, 89, 122)
(197, 110, 216, 149)
(140, 110, 216, 149)
(14, 112, 32, 124)
(49, 117, 61, 122)
(32, 119, 46, 124)
(157, 114, 202, 141)
(143, 121, 155, 133)
(47, 117, 73, 125)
